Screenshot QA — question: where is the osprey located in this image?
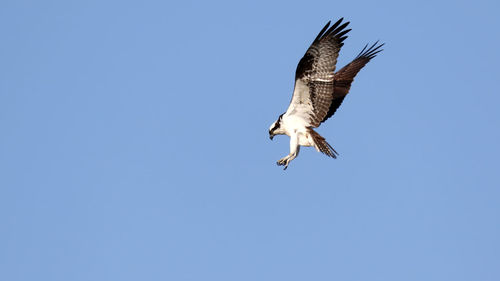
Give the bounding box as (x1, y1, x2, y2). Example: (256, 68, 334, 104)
(269, 18, 383, 170)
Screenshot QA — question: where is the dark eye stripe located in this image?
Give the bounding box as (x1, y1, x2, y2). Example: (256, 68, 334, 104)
(271, 113, 284, 132)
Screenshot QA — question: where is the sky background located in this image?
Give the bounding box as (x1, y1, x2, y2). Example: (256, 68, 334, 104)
(1, 0, 500, 280)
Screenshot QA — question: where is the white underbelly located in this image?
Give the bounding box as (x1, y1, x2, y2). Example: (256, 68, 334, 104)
(281, 115, 316, 147)
(297, 132, 314, 147)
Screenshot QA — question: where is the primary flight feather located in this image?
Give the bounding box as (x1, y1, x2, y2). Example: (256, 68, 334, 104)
(269, 18, 384, 170)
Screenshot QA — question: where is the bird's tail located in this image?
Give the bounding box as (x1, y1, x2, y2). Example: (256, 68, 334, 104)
(307, 128, 338, 158)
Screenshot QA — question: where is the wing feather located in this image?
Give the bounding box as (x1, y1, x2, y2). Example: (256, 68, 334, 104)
(286, 18, 351, 126)
(320, 41, 384, 123)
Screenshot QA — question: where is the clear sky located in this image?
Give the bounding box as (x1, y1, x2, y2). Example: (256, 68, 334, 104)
(1, 0, 500, 280)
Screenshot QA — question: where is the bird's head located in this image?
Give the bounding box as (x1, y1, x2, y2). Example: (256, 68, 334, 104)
(268, 113, 284, 140)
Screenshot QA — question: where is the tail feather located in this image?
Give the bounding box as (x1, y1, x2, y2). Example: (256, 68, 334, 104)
(307, 128, 338, 158)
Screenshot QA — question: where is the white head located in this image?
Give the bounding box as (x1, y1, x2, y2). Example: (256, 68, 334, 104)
(268, 113, 284, 140)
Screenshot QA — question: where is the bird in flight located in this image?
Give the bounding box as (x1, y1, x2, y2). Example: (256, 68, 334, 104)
(269, 18, 383, 170)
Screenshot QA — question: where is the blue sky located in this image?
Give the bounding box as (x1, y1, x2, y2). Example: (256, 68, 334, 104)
(1, 0, 500, 280)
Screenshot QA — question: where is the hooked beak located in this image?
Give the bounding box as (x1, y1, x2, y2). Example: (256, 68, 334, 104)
(269, 135, 274, 140)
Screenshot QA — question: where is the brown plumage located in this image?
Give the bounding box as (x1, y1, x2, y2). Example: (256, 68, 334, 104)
(291, 18, 384, 129)
(322, 41, 384, 123)
(307, 127, 338, 158)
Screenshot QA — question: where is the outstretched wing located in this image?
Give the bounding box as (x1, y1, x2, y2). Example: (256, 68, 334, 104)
(285, 18, 351, 127)
(320, 41, 384, 123)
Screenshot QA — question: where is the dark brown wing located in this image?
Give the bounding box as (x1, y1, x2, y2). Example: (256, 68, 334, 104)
(295, 18, 350, 81)
(286, 19, 351, 127)
(320, 41, 384, 123)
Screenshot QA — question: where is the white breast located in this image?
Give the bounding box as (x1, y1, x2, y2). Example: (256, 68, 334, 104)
(281, 115, 315, 147)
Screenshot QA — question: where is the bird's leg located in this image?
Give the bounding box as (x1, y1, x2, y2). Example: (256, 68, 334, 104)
(277, 134, 300, 170)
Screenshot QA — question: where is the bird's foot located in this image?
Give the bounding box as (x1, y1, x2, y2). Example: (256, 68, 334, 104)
(277, 156, 290, 170)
